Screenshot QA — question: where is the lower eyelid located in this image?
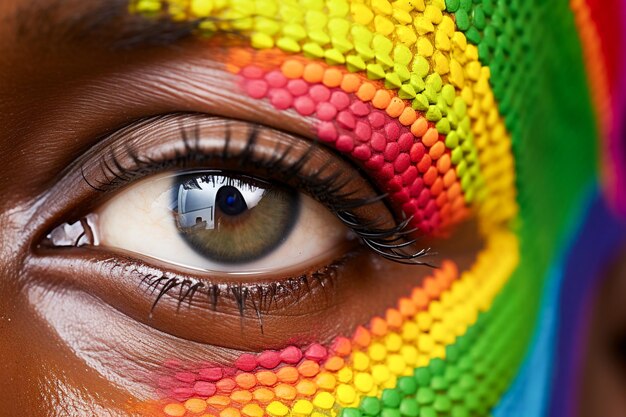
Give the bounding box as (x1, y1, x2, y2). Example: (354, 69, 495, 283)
(26, 244, 366, 349)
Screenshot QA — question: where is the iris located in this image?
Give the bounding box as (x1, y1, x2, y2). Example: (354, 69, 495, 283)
(174, 173, 300, 264)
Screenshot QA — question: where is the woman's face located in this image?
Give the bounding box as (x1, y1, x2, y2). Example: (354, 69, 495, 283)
(0, 0, 624, 416)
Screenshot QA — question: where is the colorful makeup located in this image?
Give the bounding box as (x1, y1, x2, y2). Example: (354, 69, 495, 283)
(131, 0, 518, 237)
(148, 230, 517, 417)
(123, 1, 522, 416)
(236, 57, 468, 235)
(125, 0, 620, 416)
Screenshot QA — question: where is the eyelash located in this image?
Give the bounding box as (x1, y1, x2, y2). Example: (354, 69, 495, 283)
(87, 116, 431, 265)
(138, 257, 348, 332)
(48, 115, 434, 320)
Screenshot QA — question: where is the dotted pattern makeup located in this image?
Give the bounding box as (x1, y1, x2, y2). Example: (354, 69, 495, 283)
(156, 231, 518, 417)
(129, 0, 616, 416)
(127, 0, 523, 416)
(130, 0, 518, 236)
(238, 58, 468, 234)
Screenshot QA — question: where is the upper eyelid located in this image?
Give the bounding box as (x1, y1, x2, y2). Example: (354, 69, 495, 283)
(41, 112, 430, 265)
(29, 111, 374, 230)
(83, 113, 381, 205)
(39, 113, 374, 231)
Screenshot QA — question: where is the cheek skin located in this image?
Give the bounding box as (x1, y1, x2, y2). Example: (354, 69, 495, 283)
(140, 229, 518, 417)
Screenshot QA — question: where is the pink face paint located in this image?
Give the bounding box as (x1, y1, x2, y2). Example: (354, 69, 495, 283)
(237, 59, 469, 235)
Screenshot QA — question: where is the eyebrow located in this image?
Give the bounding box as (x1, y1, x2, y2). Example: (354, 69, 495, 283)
(14, 0, 205, 52)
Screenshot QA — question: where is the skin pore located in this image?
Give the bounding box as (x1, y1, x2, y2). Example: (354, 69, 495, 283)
(0, 1, 624, 416)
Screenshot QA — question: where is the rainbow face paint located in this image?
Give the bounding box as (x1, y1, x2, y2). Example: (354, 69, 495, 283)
(236, 56, 478, 235)
(131, 0, 519, 238)
(150, 237, 518, 417)
(127, 0, 626, 416)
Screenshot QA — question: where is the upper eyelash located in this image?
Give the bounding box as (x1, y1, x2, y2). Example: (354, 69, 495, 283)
(85, 115, 434, 266)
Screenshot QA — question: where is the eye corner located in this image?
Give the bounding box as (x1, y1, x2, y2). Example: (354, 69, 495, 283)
(38, 214, 99, 250)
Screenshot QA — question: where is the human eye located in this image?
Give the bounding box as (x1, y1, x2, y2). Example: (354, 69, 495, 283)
(61, 114, 413, 281)
(96, 170, 348, 274)
(6, 0, 626, 413)
(40, 114, 438, 348)
(32, 107, 491, 417)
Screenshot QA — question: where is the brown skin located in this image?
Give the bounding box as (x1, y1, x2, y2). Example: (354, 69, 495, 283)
(0, 1, 623, 416)
(579, 242, 626, 417)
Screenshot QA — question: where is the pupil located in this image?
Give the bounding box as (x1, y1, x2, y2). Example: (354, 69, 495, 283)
(216, 186, 248, 216)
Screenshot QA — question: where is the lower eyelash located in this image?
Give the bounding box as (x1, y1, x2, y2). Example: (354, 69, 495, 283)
(139, 255, 349, 333)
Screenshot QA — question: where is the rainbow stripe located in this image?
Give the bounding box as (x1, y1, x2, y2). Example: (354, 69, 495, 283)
(153, 231, 517, 417)
(127, 0, 621, 416)
(570, 0, 626, 216)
